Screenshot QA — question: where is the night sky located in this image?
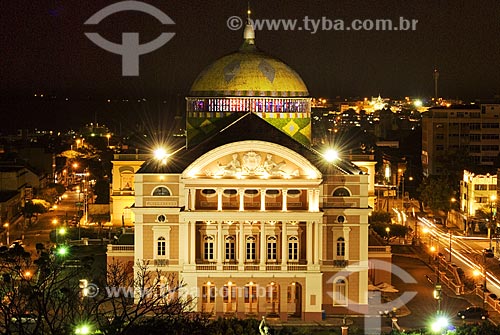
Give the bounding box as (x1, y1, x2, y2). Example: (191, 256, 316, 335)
(2, 1, 500, 130)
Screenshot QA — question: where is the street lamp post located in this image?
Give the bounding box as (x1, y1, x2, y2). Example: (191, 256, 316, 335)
(489, 195, 496, 250)
(3, 223, 9, 245)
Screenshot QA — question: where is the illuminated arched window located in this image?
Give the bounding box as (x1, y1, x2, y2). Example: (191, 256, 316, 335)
(267, 236, 277, 261)
(153, 186, 171, 196)
(225, 236, 236, 261)
(288, 236, 299, 261)
(333, 187, 350, 197)
(246, 236, 256, 261)
(333, 278, 347, 305)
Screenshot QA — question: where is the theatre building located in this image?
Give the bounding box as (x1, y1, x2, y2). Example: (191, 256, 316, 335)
(107, 19, 384, 321)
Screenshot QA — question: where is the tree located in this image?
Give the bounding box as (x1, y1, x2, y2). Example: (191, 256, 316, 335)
(0, 250, 194, 335)
(85, 259, 194, 335)
(417, 175, 455, 213)
(23, 200, 50, 225)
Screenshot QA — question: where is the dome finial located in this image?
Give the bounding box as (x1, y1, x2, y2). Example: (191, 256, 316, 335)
(243, 2, 255, 44)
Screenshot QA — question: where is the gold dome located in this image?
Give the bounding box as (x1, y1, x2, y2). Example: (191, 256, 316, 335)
(189, 46, 309, 97)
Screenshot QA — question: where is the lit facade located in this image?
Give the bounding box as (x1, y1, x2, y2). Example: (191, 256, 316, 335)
(460, 170, 497, 218)
(107, 19, 386, 321)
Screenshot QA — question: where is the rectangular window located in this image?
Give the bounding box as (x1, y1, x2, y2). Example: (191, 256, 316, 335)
(246, 237, 256, 261)
(225, 236, 235, 261)
(288, 237, 299, 261)
(267, 238, 277, 260)
(157, 240, 166, 256)
(204, 238, 214, 260)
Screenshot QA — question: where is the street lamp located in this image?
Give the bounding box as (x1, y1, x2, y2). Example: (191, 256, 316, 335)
(489, 195, 497, 250)
(3, 223, 9, 245)
(106, 134, 111, 148)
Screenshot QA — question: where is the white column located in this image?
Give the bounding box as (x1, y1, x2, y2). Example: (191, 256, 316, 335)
(260, 221, 266, 267)
(185, 189, 190, 211)
(239, 221, 244, 267)
(282, 189, 288, 211)
(314, 221, 320, 264)
(217, 221, 223, 267)
(189, 221, 196, 264)
(179, 221, 188, 265)
(307, 189, 313, 211)
(190, 188, 196, 211)
(281, 221, 287, 267)
(318, 221, 323, 264)
(260, 188, 266, 211)
(239, 189, 244, 211)
(306, 221, 313, 265)
(314, 190, 320, 212)
(217, 188, 222, 211)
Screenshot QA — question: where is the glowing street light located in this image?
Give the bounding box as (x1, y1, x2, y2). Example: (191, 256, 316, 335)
(106, 134, 111, 147)
(3, 223, 9, 245)
(75, 323, 92, 334)
(430, 315, 449, 333)
(323, 149, 339, 162)
(154, 148, 169, 164)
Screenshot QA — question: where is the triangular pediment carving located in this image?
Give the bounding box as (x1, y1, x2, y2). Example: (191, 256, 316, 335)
(183, 141, 321, 180)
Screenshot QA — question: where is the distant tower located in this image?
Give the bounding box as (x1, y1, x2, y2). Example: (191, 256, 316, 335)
(433, 68, 439, 101)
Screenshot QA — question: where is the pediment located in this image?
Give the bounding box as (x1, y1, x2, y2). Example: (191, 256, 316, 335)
(183, 141, 321, 180)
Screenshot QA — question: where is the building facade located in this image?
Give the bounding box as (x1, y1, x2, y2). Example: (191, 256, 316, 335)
(422, 104, 500, 176)
(107, 19, 387, 321)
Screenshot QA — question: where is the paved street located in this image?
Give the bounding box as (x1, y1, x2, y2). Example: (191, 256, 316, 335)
(4, 190, 81, 252)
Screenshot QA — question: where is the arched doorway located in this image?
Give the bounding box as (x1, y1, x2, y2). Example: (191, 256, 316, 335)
(244, 282, 258, 315)
(266, 282, 280, 316)
(201, 281, 216, 314)
(287, 282, 302, 317)
(223, 281, 237, 314)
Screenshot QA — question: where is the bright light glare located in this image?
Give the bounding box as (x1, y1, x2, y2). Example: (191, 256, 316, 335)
(414, 99, 423, 107)
(75, 324, 91, 334)
(154, 148, 168, 160)
(430, 316, 448, 333)
(324, 149, 339, 162)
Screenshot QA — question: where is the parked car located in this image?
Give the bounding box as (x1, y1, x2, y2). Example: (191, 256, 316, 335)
(457, 306, 488, 320)
(483, 248, 495, 258)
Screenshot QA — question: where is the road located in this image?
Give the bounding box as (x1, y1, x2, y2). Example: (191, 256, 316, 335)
(5, 190, 81, 252)
(418, 216, 500, 298)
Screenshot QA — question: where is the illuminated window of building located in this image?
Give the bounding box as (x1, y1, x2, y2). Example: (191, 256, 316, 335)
(287, 189, 301, 197)
(332, 187, 350, 197)
(333, 278, 347, 305)
(246, 236, 256, 261)
(288, 236, 299, 261)
(266, 189, 281, 197)
(202, 283, 216, 304)
(225, 236, 236, 261)
(336, 237, 345, 257)
(152, 186, 170, 196)
(157, 237, 166, 256)
(223, 189, 238, 196)
(204, 236, 214, 260)
(267, 236, 277, 261)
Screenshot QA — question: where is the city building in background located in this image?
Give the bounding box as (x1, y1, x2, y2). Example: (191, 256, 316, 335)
(422, 104, 500, 176)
